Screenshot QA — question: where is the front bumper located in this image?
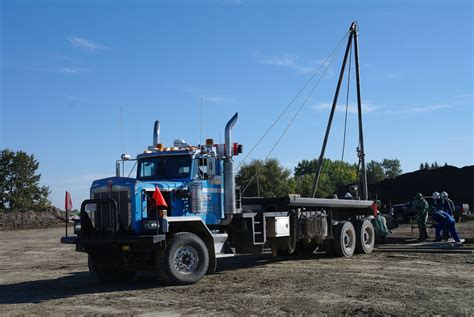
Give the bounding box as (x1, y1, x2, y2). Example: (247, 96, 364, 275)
(60, 234, 166, 246)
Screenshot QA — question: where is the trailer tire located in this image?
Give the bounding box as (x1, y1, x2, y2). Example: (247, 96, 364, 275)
(333, 221, 356, 257)
(88, 256, 136, 283)
(160, 232, 209, 285)
(354, 219, 375, 254)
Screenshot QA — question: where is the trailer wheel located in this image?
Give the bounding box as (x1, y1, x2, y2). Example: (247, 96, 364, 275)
(88, 256, 136, 283)
(354, 219, 375, 254)
(333, 221, 356, 257)
(160, 232, 209, 285)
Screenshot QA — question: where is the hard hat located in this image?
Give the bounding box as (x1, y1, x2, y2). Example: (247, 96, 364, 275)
(440, 191, 448, 199)
(344, 192, 352, 199)
(415, 193, 423, 199)
(432, 192, 440, 200)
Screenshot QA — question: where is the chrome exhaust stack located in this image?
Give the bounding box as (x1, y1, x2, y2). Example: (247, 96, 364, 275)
(153, 120, 160, 147)
(223, 113, 239, 218)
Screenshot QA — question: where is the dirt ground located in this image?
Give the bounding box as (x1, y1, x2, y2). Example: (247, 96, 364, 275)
(1, 218, 473, 315)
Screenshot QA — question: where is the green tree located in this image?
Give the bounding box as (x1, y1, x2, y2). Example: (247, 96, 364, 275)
(293, 158, 358, 198)
(0, 149, 50, 212)
(382, 158, 402, 179)
(366, 160, 385, 184)
(236, 158, 294, 197)
(294, 159, 318, 177)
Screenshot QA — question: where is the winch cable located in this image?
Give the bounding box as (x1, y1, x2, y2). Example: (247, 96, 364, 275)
(235, 30, 350, 171)
(337, 42, 352, 189)
(241, 39, 345, 195)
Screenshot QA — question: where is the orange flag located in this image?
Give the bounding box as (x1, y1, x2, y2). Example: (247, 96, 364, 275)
(153, 186, 168, 208)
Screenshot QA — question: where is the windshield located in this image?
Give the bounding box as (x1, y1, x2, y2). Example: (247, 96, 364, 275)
(137, 155, 192, 180)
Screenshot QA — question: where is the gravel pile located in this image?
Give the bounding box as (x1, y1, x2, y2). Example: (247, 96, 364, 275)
(369, 165, 474, 205)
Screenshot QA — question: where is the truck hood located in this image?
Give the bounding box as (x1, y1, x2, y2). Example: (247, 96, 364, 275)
(91, 176, 137, 190)
(139, 180, 187, 191)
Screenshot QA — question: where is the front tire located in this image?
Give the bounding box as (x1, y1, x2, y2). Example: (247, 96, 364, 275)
(354, 219, 375, 254)
(333, 221, 356, 257)
(88, 256, 136, 283)
(160, 232, 209, 285)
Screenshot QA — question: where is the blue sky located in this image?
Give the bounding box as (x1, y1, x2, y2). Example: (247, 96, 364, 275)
(1, 0, 473, 208)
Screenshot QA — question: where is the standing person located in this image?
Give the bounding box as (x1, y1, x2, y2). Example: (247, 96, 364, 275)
(431, 209, 462, 246)
(433, 191, 441, 211)
(439, 191, 455, 216)
(439, 191, 455, 240)
(412, 193, 429, 241)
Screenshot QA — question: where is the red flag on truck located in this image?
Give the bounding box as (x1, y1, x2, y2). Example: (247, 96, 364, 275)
(153, 186, 168, 208)
(65, 191, 73, 211)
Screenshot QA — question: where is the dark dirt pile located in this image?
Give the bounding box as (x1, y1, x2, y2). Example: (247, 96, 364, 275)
(0, 207, 65, 230)
(369, 165, 474, 205)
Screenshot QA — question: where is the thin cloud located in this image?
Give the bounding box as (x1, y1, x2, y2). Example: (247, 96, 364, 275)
(453, 93, 473, 99)
(222, 0, 244, 5)
(67, 36, 109, 53)
(313, 102, 377, 114)
(256, 52, 335, 79)
(34, 66, 90, 74)
(204, 95, 237, 105)
(384, 104, 454, 115)
(259, 54, 316, 74)
(56, 67, 86, 74)
(386, 72, 403, 80)
(176, 85, 237, 105)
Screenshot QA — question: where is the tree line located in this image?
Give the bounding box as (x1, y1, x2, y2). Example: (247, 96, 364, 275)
(1, 146, 403, 211)
(236, 158, 402, 198)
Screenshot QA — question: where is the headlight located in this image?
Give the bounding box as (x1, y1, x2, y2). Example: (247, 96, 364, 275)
(74, 220, 81, 234)
(142, 219, 159, 230)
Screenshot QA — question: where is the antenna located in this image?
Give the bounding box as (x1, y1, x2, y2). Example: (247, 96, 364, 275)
(200, 97, 203, 145)
(120, 107, 124, 177)
(120, 107, 124, 153)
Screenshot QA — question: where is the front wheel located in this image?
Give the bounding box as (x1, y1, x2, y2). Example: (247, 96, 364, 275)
(333, 221, 356, 257)
(88, 256, 136, 283)
(159, 232, 209, 285)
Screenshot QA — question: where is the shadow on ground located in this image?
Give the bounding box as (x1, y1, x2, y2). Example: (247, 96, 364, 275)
(0, 252, 336, 305)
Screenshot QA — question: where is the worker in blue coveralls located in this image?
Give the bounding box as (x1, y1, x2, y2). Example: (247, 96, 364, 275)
(431, 209, 462, 246)
(439, 191, 455, 240)
(439, 191, 455, 216)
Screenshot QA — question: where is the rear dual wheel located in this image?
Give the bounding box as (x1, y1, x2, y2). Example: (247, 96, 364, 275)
(333, 221, 356, 257)
(354, 219, 375, 254)
(327, 219, 374, 257)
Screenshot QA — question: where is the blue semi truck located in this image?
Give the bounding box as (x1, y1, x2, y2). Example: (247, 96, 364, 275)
(61, 113, 376, 285)
(61, 22, 376, 285)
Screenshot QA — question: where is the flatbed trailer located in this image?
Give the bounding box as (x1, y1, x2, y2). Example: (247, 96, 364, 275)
(222, 196, 376, 258)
